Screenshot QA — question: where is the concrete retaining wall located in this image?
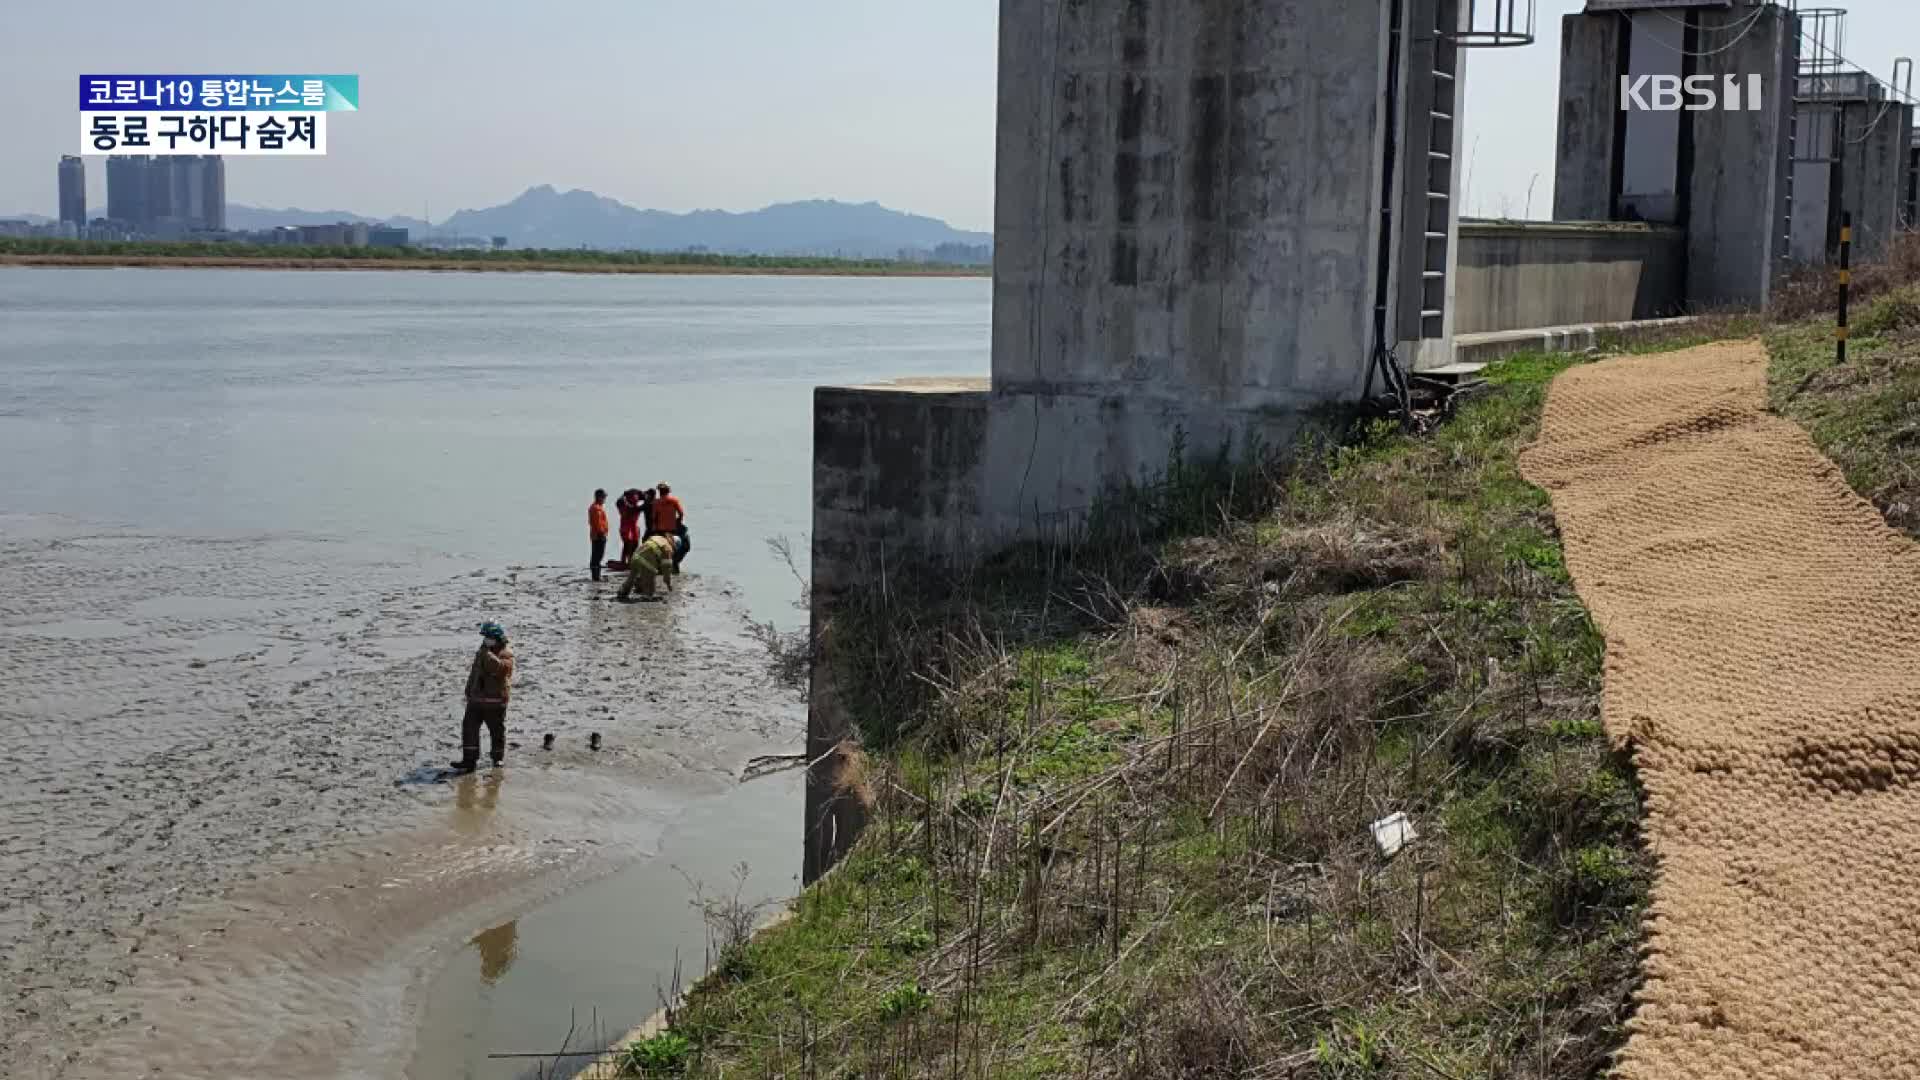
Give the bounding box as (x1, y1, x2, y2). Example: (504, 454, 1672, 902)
(1454, 221, 1686, 334)
(806, 380, 990, 882)
(810, 380, 990, 599)
(1453, 316, 1699, 365)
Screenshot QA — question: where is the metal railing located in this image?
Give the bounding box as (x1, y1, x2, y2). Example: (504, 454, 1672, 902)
(1448, 0, 1535, 47)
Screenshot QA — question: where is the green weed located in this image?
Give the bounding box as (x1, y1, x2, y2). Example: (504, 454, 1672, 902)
(876, 982, 933, 1021)
(619, 1031, 692, 1076)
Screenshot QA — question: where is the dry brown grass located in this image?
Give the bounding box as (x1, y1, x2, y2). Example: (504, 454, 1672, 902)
(1770, 232, 1920, 323)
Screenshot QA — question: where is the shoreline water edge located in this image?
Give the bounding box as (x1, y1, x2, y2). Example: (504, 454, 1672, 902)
(0, 253, 991, 277)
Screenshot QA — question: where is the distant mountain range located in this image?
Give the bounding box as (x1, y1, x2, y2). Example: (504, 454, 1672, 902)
(224, 204, 432, 234)
(223, 187, 991, 259)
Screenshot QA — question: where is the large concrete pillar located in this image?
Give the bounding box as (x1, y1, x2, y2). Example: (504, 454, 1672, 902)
(988, 0, 1448, 532)
(1686, 2, 1799, 307)
(1838, 99, 1915, 261)
(1554, 12, 1624, 221)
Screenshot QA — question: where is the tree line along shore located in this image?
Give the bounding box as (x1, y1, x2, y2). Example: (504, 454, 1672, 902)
(0, 238, 992, 277)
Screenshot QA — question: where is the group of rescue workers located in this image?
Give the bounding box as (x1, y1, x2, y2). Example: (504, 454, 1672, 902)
(586, 482, 689, 599)
(447, 482, 693, 773)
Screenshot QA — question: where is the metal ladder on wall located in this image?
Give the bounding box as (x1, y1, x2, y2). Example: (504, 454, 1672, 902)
(1370, 0, 1532, 401)
(1417, 4, 1464, 339)
(1418, 0, 1533, 340)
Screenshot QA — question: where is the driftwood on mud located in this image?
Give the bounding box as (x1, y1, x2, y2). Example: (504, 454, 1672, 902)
(740, 752, 811, 781)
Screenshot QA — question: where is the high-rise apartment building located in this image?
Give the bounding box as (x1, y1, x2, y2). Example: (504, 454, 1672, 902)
(145, 157, 178, 229)
(103, 155, 226, 232)
(199, 156, 225, 232)
(106, 155, 148, 226)
(57, 156, 86, 226)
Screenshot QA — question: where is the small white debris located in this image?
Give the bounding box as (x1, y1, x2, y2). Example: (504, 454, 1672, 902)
(1370, 812, 1418, 859)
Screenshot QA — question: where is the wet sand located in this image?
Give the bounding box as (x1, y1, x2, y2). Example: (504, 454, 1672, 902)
(407, 772, 800, 1079)
(0, 516, 803, 1078)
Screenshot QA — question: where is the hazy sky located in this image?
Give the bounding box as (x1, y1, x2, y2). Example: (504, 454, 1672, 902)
(4, 1, 1917, 229)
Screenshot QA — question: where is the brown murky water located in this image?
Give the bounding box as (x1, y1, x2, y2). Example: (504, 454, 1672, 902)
(408, 775, 800, 1079)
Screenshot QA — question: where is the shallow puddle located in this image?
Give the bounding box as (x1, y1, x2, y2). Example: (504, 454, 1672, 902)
(407, 770, 802, 1079)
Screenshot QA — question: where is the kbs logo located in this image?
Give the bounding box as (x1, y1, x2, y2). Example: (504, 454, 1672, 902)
(1620, 74, 1765, 112)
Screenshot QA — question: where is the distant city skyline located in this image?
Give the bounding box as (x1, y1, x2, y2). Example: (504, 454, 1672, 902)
(99, 155, 226, 232)
(5, 2, 1919, 227)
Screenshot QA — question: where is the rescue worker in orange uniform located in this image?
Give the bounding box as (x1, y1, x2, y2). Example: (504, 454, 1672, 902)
(587, 489, 609, 581)
(649, 482, 689, 569)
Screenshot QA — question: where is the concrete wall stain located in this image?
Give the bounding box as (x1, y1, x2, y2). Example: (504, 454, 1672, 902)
(1116, 73, 1148, 142)
(1111, 234, 1140, 287)
(1188, 75, 1228, 225)
(1121, 0, 1151, 68)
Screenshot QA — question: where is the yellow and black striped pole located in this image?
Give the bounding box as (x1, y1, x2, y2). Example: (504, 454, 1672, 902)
(1838, 212, 1853, 364)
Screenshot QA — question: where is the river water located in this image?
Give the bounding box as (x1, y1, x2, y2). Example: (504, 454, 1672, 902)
(0, 267, 990, 1078)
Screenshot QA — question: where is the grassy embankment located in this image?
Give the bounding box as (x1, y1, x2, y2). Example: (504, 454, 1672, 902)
(1768, 282, 1920, 540)
(621, 353, 1654, 1078)
(612, 241, 1920, 1079)
(0, 237, 989, 277)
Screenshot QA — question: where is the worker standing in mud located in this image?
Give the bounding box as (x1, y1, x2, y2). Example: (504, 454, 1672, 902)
(453, 623, 514, 773)
(587, 489, 609, 581)
(617, 532, 677, 601)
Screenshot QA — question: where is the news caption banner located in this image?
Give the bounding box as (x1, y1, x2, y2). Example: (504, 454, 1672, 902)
(79, 75, 358, 156)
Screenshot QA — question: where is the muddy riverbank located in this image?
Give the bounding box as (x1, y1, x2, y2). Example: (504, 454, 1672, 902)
(0, 517, 803, 1078)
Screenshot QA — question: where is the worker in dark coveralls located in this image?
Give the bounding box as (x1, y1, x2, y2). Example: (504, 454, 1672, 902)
(452, 622, 515, 773)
